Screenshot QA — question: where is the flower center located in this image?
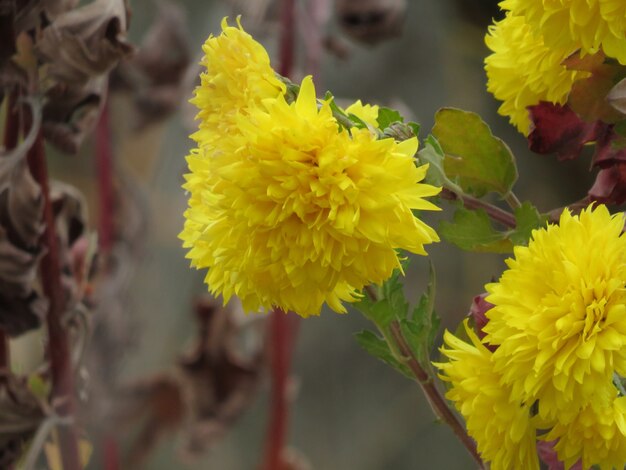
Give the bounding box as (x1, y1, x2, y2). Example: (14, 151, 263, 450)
(582, 297, 607, 341)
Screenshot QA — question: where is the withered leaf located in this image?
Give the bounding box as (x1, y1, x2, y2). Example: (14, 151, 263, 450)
(0, 98, 45, 336)
(36, 0, 133, 85)
(336, 0, 407, 45)
(0, 372, 46, 468)
(42, 76, 106, 154)
(112, 1, 190, 128)
(50, 181, 87, 309)
(118, 298, 266, 465)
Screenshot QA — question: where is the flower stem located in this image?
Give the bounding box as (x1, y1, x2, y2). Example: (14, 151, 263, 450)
(27, 130, 81, 470)
(96, 100, 114, 253)
(441, 188, 516, 228)
(263, 308, 299, 470)
(388, 321, 485, 468)
(278, 0, 296, 78)
(504, 191, 521, 210)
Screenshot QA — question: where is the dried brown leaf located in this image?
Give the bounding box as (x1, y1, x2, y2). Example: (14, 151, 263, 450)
(118, 298, 266, 465)
(112, 1, 191, 128)
(0, 372, 46, 467)
(50, 181, 87, 309)
(336, 0, 406, 45)
(42, 76, 106, 154)
(36, 0, 133, 85)
(0, 98, 45, 336)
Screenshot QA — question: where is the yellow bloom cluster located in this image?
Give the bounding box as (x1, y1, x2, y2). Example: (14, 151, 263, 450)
(484, 14, 588, 135)
(501, 0, 626, 65)
(180, 19, 440, 317)
(436, 205, 626, 469)
(485, 0, 626, 134)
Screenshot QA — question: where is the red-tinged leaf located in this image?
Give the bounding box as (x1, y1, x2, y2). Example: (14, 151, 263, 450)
(468, 293, 493, 341)
(588, 163, 626, 205)
(592, 125, 626, 168)
(528, 102, 602, 160)
(537, 440, 582, 470)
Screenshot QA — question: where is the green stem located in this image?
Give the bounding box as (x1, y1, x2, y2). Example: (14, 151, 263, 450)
(504, 192, 521, 210)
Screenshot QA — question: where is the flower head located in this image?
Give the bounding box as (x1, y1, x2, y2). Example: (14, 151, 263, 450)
(190, 17, 285, 144)
(435, 322, 539, 470)
(484, 13, 588, 135)
(545, 397, 626, 470)
(501, 0, 626, 65)
(181, 72, 440, 316)
(484, 205, 626, 419)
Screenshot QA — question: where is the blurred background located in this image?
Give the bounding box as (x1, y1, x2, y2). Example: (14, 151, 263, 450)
(10, 0, 597, 468)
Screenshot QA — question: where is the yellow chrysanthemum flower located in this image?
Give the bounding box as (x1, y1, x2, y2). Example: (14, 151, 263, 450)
(345, 100, 380, 129)
(485, 13, 589, 135)
(181, 76, 440, 317)
(545, 396, 626, 470)
(484, 205, 626, 420)
(501, 0, 626, 65)
(435, 322, 539, 470)
(190, 17, 285, 144)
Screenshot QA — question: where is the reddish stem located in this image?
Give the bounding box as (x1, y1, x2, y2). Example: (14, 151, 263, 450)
(27, 130, 81, 470)
(441, 188, 517, 228)
(96, 101, 114, 253)
(103, 434, 121, 470)
(263, 308, 299, 470)
(96, 101, 122, 469)
(278, 0, 296, 78)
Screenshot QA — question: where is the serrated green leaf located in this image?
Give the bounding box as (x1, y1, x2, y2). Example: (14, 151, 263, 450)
(440, 207, 513, 253)
(398, 318, 428, 363)
(432, 108, 518, 197)
(354, 330, 412, 378)
(508, 202, 544, 246)
(377, 107, 404, 130)
(428, 310, 441, 351)
(404, 262, 440, 362)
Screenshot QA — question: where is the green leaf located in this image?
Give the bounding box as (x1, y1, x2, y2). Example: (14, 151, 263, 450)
(377, 106, 404, 130)
(355, 269, 408, 327)
(354, 289, 395, 328)
(508, 202, 544, 246)
(432, 108, 518, 197)
(347, 113, 369, 129)
(440, 207, 513, 253)
(402, 262, 440, 362)
(417, 135, 463, 193)
(354, 330, 412, 378)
